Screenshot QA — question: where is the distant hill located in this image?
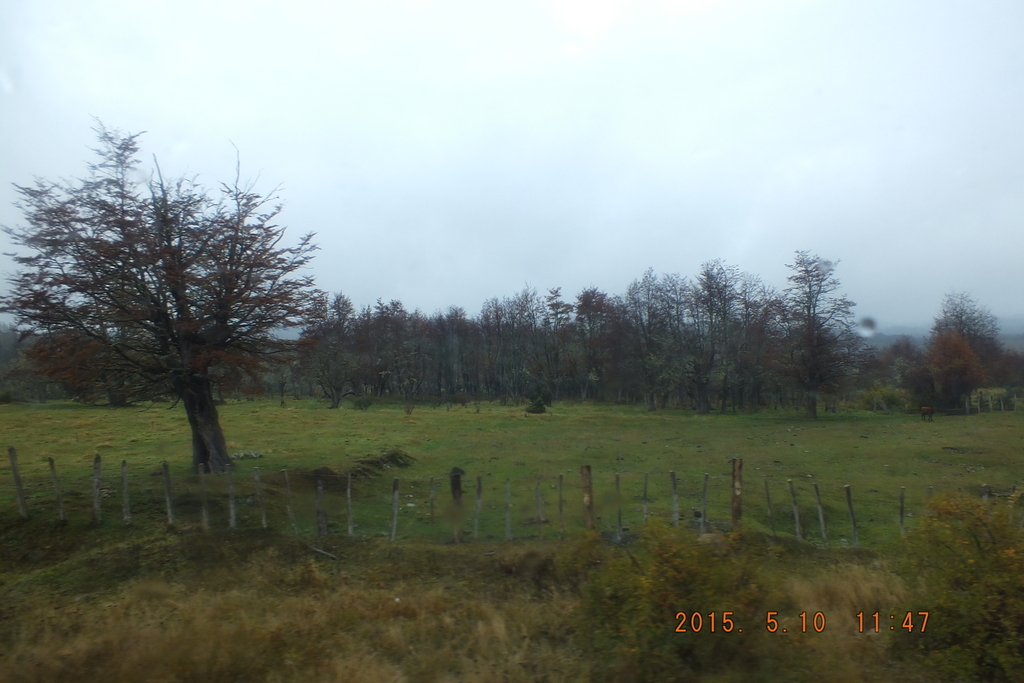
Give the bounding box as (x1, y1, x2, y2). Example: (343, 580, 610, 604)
(1002, 334, 1024, 352)
(864, 332, 924, 351)
(864, 332, 1024, 352)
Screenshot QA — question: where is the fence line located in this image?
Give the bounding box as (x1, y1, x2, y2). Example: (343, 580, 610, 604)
(1, 452, 1019, 546)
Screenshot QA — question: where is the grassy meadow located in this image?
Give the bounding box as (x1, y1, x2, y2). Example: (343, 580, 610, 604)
(1, 399, 1022, 681)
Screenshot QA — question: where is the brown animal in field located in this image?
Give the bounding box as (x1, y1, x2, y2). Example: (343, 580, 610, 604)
(920, 406, 935, 421)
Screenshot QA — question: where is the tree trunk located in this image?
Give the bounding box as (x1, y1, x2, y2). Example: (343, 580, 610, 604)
(695, 383, 710, 415)
(177, 374, 231, 473)
(805, 392, 818, 418)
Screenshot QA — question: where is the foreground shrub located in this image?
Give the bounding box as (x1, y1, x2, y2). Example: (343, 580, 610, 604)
(896, 494, 1024, 681)
(579, 525, 799, 682)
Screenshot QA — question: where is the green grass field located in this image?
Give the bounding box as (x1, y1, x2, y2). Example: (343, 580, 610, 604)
(2, 399, 1021, 544)
(1, 400, 1022, 681)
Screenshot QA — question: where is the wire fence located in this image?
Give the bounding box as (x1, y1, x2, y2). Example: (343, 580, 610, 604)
(3, 448, 1019, 546)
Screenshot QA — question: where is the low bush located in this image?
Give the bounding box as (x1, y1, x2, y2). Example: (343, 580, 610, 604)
(525, 397, 546, 414)
(579, 524, 798, 682)
(895, 493, 1024, 681)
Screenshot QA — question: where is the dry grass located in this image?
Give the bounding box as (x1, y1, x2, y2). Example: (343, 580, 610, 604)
(0, 543, 586, 683)
(0, 526, 972, 682)
(778, 563, 912, 682)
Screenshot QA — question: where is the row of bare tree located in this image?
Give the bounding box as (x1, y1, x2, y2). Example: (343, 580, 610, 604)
(295, 255, 865, 419)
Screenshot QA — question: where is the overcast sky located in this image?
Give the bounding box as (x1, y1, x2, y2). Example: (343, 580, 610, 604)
(2, 0, 1023, 333)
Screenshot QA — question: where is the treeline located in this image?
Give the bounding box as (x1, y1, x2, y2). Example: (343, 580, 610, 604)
(289, 253, 866, 417)
(3, 260, 1021, 415)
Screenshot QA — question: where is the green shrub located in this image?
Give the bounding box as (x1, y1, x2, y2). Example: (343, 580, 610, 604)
(352, 396, 374, 411)
(895, 493, 1024, 681)
(525, 396, 546, 414)
(579, 524, 796, 682)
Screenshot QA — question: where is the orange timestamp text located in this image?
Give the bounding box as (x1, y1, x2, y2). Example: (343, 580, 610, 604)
(674, 611, 930, 634)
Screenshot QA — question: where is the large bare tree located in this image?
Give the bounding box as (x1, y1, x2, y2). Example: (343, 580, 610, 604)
(1, 125, 318, 471)
(931, 292, 1002, 375)
(781, 251, 865, 417)
(300, 292, 357, 408)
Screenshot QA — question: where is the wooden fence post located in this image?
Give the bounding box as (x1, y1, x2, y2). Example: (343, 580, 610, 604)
(92, 454, 102, 524)
(284, 470, 299, 534)
(813, 483, 827, 546)
(254, 468, 267, 529)
(731, 458, 742, 528)
(535, 476, 544, 537)
(505, 479, 513, 541)
(474, 475, 482, 540)
(558, 474, 565, 538)
(844, 485, 858, 547)
(347, 472, 354, 536)
(227, 467, 236, 529)
(7, 447, 27, 519)
(642, 472, 649, 522)
(671, 471, 679, 527)
(391, 477, 400, 541)
(899, 486, 906, 537)
(120, 460, 129, 525)
(764, 478, 777, 542)
(198, 463, 209, 531)
(615, 473, 622, 541)
(162, 460, 174, 526)
(581, 465, 594, 531)
(316, 478, 328, 536)
(451, 470, 463, 543)
(429, 475, 435, 525)
(49, 457, 66, 522)
(788, 479, 801, 541)
(700, 473, 709, 534)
